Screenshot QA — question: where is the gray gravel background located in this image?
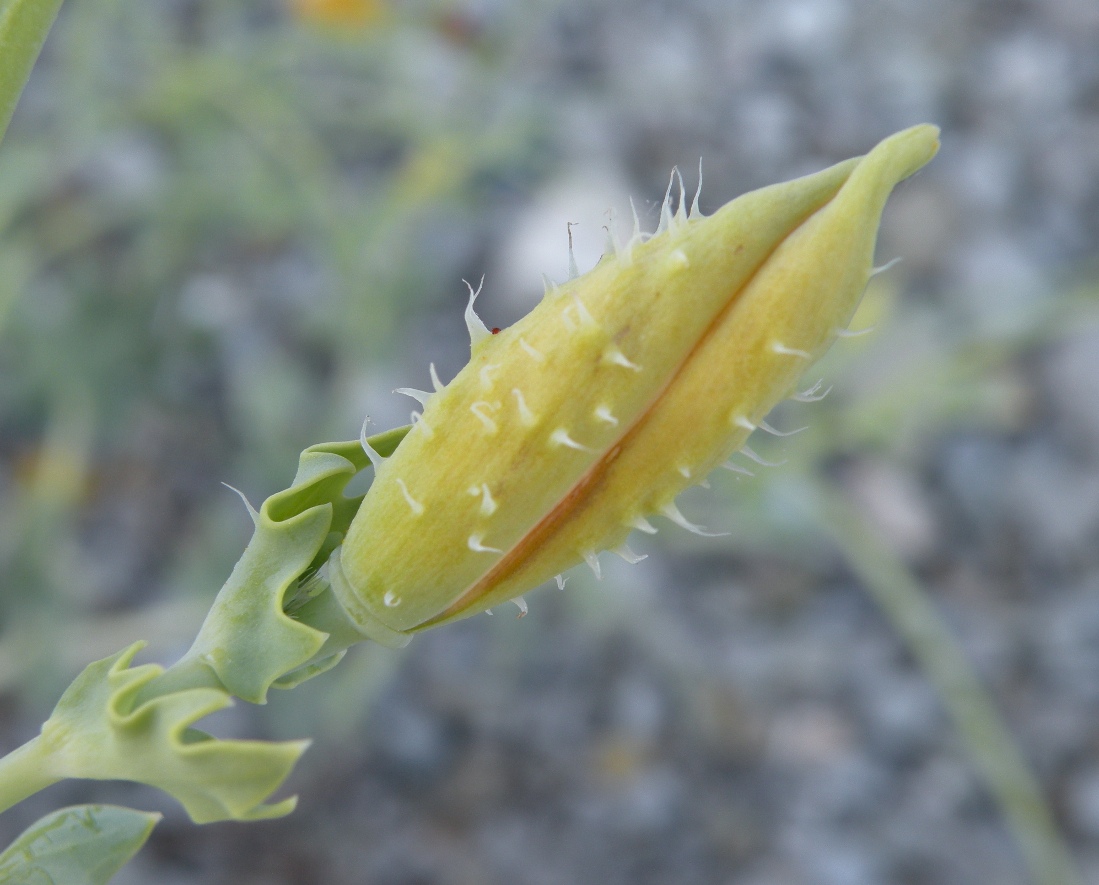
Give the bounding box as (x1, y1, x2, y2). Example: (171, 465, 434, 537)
(3, 0, 1099, 883)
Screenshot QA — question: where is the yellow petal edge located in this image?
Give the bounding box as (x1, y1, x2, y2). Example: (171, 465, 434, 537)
(330, 124, 940, 646)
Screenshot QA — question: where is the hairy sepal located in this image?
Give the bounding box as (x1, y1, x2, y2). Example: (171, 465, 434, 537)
(335, 125, 940, 635)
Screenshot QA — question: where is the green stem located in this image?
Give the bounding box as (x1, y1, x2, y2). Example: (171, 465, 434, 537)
(143, 581, 366, 704)
(0, 735, 60, 814)
(813, 480, 1082, 885)
(0, 0, 66, 144)
(133, 653, 227, 707)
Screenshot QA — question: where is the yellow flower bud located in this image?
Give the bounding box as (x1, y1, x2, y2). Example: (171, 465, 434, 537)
(329, 125, 939, 647)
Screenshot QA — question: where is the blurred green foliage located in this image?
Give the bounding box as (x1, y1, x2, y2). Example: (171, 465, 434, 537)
(0, 0, 550, 706)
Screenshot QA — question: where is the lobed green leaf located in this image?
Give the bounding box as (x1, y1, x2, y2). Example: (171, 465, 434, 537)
(40, 643, 306, 824)
(178, 427, 409, 703)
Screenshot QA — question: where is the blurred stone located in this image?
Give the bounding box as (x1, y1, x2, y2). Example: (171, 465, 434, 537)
(1008, 441, 1099, 557)
(980, 33, 1074, 113)
(85, 131, 166, 201)
(609, 675, 666, 744)
(371, 696, 456, 786)
(689, 682, 766, 762)
(783, 828, 885, 885)
(1066, 764, 1099, 837)
(843, 459, 938, 561)
(766, 704, 854, 768)
(948, 136, 1019, 215)
(610, 766, 683, 835)
(952, 232, 1046, 324)
(178, 274, 247, 332)
(876, 183, 956, 275)
(438, 744, 510, 818)
(1046, 321, 1099, 449)
(939, 435, 1010, 535)
(857, 672, 941, 760)
(733, 93, 800, 167)
(794, 753, 889, 823)
(906, 755, 980, 822)
(1037, 580, 1099, 704)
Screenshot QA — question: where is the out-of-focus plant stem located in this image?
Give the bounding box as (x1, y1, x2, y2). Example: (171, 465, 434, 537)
(813, 479, 1082, 885)
(0, 735, 58, 814)
(0, 0, 64, 144)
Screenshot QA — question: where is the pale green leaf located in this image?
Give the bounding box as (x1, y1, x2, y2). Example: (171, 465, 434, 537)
(39, 643, 306, 824)
(0, 804, 158, 885)
(0, 0, 65, 145)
